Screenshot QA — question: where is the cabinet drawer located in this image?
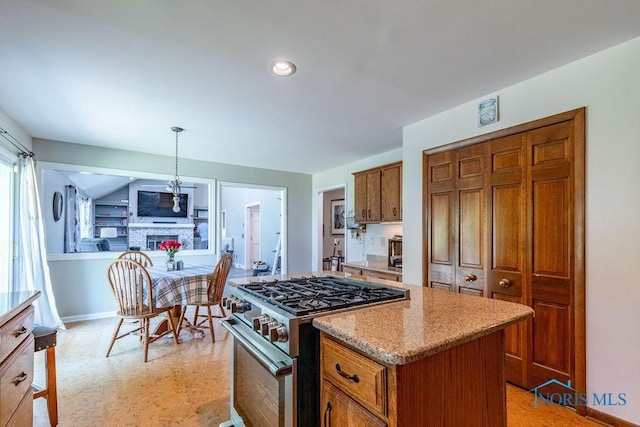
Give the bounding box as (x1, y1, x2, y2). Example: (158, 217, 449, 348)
(0, 334, 34, 426)
(5, 388, 33, 427)
(322, 335, 386, 417)
(363, 270, 400, 282)
(0, 306, 34, 363)
(322, 380, 386, 427)
(342, 266, 363, 276)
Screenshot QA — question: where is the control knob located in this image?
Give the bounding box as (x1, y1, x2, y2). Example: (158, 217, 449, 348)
(252, 315, 270, 331)
(268, 324, 289, 343)
(231, 300, 249, 313)
(261, 320, 279, 336)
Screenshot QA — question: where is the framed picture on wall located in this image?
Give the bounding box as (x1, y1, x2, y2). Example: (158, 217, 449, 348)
(331, 199, 345, 235)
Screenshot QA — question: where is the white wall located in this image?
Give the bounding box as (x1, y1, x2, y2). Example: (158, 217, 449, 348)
(403, 37, 640, 423)
(0, 107, 32, 152)
(41, 169, 74, 253)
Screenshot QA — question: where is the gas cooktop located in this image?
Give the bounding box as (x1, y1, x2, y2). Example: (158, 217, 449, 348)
(237, 275, 408, 316)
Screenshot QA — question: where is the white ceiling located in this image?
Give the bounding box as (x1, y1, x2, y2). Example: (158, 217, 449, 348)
(1, 1, 640, 174)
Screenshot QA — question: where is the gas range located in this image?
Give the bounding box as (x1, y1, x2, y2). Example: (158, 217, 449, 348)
(220, 275, 409, 427)
(223, 275, 409, 357)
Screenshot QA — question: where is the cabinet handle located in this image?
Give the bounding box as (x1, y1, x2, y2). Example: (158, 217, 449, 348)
(361, 209, 366, 219)
(499, 279, 512, 288)
(12, 372, 28, 386)
(324, 401, 332, 427)
(335, 363, 360, 383)
(12, 326, 28, 337)
(393, 207, 397, 216)
(367, 209, 371, 219)
(464, 274, 477, 282)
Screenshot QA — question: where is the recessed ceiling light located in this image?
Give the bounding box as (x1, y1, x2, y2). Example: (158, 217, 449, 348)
(271, 60, 297, 77)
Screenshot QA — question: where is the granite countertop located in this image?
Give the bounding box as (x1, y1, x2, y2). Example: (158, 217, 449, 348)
(312, 283, 533, 365)
(341, 260, 402, 275)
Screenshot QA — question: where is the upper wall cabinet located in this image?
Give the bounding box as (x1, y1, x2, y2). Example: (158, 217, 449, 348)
(353, 161, 402, 223)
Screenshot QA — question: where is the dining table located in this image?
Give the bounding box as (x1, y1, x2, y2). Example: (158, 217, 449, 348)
(146, 263, 216, 339)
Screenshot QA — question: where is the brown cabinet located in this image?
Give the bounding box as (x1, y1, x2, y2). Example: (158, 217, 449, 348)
(423, 109, 585, 398)
(342, 265, 401, 282)
(381, 163, 402, 222)
(353, 162, 402, 224)
(320, 331, 507, 426)
(0, 299, 36, 427)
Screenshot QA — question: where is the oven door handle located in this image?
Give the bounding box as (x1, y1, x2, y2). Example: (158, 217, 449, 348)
(221, 319, 293, 377)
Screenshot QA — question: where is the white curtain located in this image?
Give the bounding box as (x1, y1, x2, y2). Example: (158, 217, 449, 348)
(15, 155, 64, 329)
(78, 193, 92, 239)
(64, 184, 80, 253)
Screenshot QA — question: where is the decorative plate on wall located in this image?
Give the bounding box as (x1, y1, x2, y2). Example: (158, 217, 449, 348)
(52, 191, 63, 222)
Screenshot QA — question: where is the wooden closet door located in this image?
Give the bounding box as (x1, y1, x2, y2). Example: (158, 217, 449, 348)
(455, 144, 486, 296)
(526, 121, 574, 390)
(487, 134, 528, 386)
(425, 150, 455, 291)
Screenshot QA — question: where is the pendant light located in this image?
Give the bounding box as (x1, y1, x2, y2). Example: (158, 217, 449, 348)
(165, 126, 184, 212)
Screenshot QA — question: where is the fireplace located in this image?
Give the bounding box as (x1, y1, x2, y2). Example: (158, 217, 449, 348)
(128, 223, 195, 250)
(146, 235, 179, 250)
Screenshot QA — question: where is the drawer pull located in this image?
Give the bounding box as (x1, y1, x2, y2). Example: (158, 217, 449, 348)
(12, 372, 28, 386)
(324, 401, 332, 427)
(335, 363, 360, 383)
(13, 326, 28, 337)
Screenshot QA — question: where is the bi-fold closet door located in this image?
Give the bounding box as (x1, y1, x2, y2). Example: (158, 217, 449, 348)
(424, 109, 585, 396)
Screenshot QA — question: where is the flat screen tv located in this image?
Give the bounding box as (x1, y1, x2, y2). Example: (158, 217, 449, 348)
(137, 191, 188, 218)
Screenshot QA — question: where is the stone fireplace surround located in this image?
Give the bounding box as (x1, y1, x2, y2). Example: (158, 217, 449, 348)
(128, 223, 195, 250)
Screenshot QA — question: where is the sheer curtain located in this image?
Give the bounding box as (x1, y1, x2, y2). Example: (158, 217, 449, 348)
(15, 155, 64, 329)
(64, 184, 80, 253)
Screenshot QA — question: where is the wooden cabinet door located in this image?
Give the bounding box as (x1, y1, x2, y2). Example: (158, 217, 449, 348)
(321, 380, 386, 427)
(365, 170, 381, 222)
(426, 150, 455, 291)
(526, 121, 574, 390)
(354, 172, 368, 223)
(487, 133, 528, 385)
(381, 164, 401, 221)
(455, 143, 486, 297)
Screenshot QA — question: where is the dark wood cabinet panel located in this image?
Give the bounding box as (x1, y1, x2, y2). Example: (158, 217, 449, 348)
(322, 380, 386, 427)
(353, 162, 401, 224)
(381, 164, 401, 221)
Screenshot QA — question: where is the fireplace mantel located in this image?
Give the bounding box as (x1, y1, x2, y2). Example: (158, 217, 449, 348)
(129, 223, 194, 229)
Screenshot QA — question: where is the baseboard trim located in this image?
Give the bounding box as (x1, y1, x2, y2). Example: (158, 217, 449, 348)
(62, 311, 116, 324)
(586, 407, 637, 427)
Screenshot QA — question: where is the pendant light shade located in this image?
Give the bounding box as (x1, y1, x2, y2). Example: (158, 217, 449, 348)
(166, 126, 184, 212)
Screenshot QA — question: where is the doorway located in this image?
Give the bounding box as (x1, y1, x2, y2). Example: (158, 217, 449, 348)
(219, 182, 286, 275)
(317, 186, 346, 271)
(245, 203, 261, 268)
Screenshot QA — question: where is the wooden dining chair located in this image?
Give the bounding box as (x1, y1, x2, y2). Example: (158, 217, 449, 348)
(118, 250, 154, 267)
(105, 258, 179, 362)
(178, 253, 233, 342)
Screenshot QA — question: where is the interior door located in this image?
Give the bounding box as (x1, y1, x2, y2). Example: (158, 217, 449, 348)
(487, 133, 528, 385)
(246, 204, 261, 265)
(426, 150, 455, 291)
(455, 143, 486, 296)
(526, 121, 574, 390)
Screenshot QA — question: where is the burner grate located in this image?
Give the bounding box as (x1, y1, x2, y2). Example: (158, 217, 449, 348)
(238, 276, 407, 316)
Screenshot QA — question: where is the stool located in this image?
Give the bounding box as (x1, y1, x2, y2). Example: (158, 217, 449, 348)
(33, 325, 58, 427)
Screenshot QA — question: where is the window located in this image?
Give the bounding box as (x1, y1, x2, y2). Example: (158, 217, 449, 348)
(38, 162, 214, 256)
(0, 156, 14, 291)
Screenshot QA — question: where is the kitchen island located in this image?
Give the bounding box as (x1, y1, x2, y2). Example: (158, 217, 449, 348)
(312, 282, 533, 426)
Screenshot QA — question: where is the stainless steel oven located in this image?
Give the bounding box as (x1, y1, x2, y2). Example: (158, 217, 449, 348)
(221, 317, 295, 427)
(219, 275, 408, 427)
